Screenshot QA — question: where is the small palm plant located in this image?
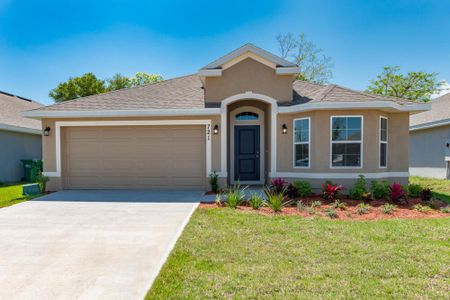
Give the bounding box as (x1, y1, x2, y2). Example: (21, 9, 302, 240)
(249, 192, 263, 210)
(225, 182, 247, 209)
(264, 187, 289, 213)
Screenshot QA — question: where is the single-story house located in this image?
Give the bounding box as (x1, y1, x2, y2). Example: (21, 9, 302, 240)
(409, 93, 450, 179)
(24, 44, 430, 191)
(0, 91, 43, 182)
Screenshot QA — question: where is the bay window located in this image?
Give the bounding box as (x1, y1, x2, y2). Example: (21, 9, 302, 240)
(331, 116, 363, 167)
(379, 116, 388, 168)
(293, 117, 310, 168)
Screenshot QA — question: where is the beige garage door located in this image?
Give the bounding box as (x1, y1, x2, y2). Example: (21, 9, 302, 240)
(63, 126, 206, 189)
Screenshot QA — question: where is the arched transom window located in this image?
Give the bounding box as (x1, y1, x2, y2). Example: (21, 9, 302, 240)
(235, 112, 259, 121)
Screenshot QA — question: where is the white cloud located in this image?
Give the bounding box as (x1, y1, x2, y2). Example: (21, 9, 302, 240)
(431, 80, 450, 99)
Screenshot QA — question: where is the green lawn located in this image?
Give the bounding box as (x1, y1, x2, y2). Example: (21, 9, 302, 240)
(0, 183, 42, 208)
(410, 176, 450, 203)
(147, 208, 450, 299)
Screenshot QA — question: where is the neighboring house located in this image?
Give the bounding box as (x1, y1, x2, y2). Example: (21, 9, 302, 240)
(0, 91, 43, 182)
(409, 94, 450, 179)
(24, 44, 430, 191)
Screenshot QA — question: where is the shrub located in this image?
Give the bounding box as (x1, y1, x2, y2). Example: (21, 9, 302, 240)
(331, 199, 346, 210)
(348, 175, 369, 200)
(269, 178, 288, 194)
(356, 203, 371, 215)
(37, 172, 49, 193)
(440, 206, 450, 213)
(389, 182, 407, 204)
(225, 182, 247, 209)
(310, 200, 322, 208)
(324, 208, 338, 219)
(215, 193, 223, 207)
(297, 200, 306, 212)
(371, 180, 389, 199)
(249, 192, 263, 210)
(322, 183, 343, 201)
(420, 188, 433, 202)
(208, 171, 219, 193)
(286, 184, 298, 199)
(292, 180, 312, 198)
(382, 203, 396, 214)
(407, 184, 422, 198)
(413, 204, 432, 213)
(264, 187, 289, 212)
(306, 207, 316, 215)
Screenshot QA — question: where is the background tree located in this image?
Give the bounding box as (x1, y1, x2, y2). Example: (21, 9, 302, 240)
(129, 72, 163, 86)
(49, 72, 164, 102)
(49, 73, 105, 103)
(277, 33, 333, 84)
(106, 73, 131, 91)
(366, 66, 443, 102)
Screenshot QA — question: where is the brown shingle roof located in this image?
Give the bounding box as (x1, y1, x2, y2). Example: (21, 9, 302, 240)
(0, 91, 42, 130)
(410, 93, 450, 127)
(30, 75, 419, 113)
(292, 81, 416, 105)
(34, 75, 204, 111)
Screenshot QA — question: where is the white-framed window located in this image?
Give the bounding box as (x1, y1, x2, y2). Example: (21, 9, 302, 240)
(379, 116, 388, 168)
(293, 117, 310, 168)
(330, 116, 363, 168)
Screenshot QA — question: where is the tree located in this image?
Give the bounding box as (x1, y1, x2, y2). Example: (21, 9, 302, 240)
(129, 72, 163, 86)
(49, 73, 106, 102)
(106, 73, 131, 91)
(276, 33, 333, 84)
(49, 72, 164, 102)
(366, 66, 444, 102)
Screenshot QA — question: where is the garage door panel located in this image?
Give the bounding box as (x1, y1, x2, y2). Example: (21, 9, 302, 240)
(64, 126, 206, 189)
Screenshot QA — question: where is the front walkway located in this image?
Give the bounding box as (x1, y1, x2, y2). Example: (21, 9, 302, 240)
(0, 190, 201, 299)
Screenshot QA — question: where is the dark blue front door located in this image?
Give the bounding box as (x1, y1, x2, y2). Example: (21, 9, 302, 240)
(234, 126, 260, 181)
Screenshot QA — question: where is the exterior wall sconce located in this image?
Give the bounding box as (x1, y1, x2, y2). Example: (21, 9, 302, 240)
(43, 127, 51, 136)
(282, 124, 288, 134)
(213, 125, 219, 135)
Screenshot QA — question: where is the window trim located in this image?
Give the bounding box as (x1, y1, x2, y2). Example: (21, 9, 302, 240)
(379, 116, 388, 168)
(235, 111, 259, 121)
(329, 115, 364, 169)
(293, 117, 311, 169)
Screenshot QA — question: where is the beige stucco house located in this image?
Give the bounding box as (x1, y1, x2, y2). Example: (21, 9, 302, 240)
(24, 44, 430, 191)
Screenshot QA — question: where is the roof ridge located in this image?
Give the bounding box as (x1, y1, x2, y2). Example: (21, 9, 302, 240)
(315, 84, 336, 101)
(35, 74, 200, 112)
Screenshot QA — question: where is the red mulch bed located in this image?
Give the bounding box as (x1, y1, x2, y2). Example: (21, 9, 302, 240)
(200, 197, 450, 221)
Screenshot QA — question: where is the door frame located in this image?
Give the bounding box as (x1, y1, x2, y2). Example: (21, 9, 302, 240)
(230, 106, 265, 184)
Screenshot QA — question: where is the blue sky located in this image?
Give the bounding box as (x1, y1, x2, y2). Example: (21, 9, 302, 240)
(0, 0, 449, 105)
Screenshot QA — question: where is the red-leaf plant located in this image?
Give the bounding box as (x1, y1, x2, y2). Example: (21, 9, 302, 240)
(322, 183, 343, 201)
(389, 182, 407, 204)
(269, 178, 288, 194)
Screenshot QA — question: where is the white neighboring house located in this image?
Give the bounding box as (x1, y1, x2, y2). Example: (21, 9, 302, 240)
(410, 93, 450, 179)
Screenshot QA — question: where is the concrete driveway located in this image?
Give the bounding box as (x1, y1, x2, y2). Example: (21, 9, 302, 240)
(0, 190, 202, 299)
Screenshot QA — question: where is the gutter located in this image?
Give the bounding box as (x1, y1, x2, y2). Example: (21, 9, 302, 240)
(0, 124, 41, 135)
(278, 101, 431, 114)
(22, 101, 431, 119)
(22, 108, 222, 119)
(410, 118, 450, 131)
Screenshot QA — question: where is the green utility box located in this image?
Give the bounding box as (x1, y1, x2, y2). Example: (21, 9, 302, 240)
(21, 159, 43, 182)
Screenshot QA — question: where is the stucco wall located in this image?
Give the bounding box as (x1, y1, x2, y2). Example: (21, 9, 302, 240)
(409, 125, 450, 179)
(275, 110, 410, 189)
(0, 130, 42, 182)
(204, 58, 294, 103)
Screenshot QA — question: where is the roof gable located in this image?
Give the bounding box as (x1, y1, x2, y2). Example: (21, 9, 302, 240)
(199, 43, 299, 77)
